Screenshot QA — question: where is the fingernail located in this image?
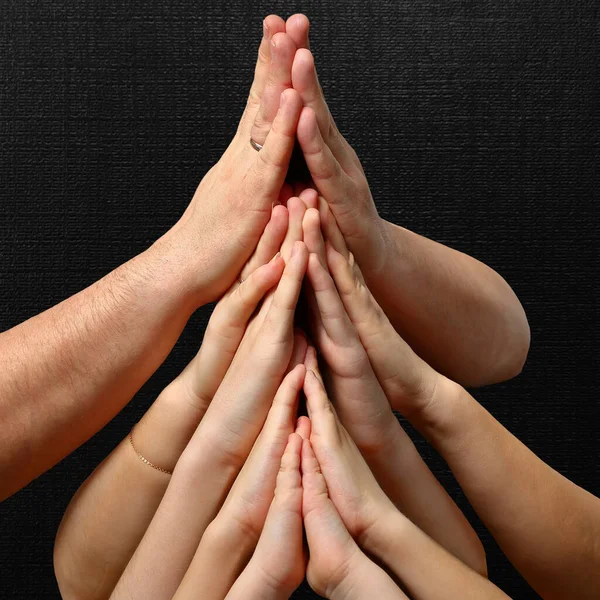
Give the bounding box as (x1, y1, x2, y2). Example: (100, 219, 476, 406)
(291, 241, 300, 257)
(279, 92, 287, 108)
(263, 20, 269, 39)
(270, 251, 281, 263)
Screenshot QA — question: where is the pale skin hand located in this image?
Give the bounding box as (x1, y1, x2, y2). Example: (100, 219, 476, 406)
(172, 364, 308, 600)
(111, 241, 309, 600)
(324, 237, 600, 600)
(224, 433, 305, 600)
(287, 15, 530, 386)
(302, 369, 511, 600)
(0, 15, 303, 501)
(301, 208, 486, 574)
(53, 208, 289, 600)
(302, 432, 409, 600)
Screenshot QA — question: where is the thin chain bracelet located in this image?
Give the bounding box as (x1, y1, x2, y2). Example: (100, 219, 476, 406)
(128, 428, 173, 475)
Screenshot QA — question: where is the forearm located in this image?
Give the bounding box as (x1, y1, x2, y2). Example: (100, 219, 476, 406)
(370, 220, 529, 386)
(54, 378, 200, 600)
(369, 427, 486, 575)
(0, 228, 201, 500)
(417, 381, 600, 600)
(364, 509, 509, 600)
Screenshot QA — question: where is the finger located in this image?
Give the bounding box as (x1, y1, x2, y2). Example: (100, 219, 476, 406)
(297, 107, 353, 212)
(275, 432, 303, 494)
(256, 88, 303, 198)
(264, 241, 309, 339)
(301, 438, 328, 515)
(303, 345, 324, 386)
(299, 187, 319, 210)
(303, 208, 327, 267)
(295, 416, 312, 440)
(306, 252, 357, 347)
(242, 15, 286, 130)
(280, 196, 307, 262)
(286, 329, 309, 373)
(250, 32, 297, 147)
(303, 369, 339, 438)
(319, 196, 349, 259)
(188, 254, 285, 407)
(326, 244, 433, 412)
(292, 49, 333, 144)
(239, 204, 288, 281)
(285, 13, 310, 50)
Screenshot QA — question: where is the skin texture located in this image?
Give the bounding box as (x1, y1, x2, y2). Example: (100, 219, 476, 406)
(223, 433, 306, 600)
(302, 367, 510, 600)
(0, 16, 303, 502)
(301, 209, 486, 574)
(111, 241, 309, 600)
(286, 16, 530, 386)
(301, 430, 409, 600)
(53, 209, 290, 600)
(321, 219, 600, 600)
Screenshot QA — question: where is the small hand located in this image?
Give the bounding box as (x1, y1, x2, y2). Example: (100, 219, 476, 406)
(224, 433, 306, 600)
(302, 428, 408, 600)
(173, 363, 307, 600)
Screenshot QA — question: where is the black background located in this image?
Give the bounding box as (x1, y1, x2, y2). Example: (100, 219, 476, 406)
(1, 1, 598, 598)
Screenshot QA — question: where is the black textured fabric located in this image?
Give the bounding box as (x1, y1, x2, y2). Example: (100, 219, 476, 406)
(1, 1, 598, 598)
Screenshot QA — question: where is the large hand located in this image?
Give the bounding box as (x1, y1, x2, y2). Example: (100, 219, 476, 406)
(161, 19, 305, 305)
(291, 42, 390, 277)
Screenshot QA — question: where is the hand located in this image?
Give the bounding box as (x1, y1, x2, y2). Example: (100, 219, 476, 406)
(302, 209, 486, 573)
(303, 369, 507, 600)
(159, 19, 306, 306)
(291, 41, 391, 277)
(225, 433, 306, 600)
(302, 435, 409, 600)
(112, 240, 309, 600)
(173, 366, 307, 600)
(53, 207, 290, 600)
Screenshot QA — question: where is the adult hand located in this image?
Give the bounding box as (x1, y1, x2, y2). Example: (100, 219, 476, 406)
(162, 18, 306, 305)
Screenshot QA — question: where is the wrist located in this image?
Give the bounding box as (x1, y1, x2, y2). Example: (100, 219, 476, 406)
(147, 220, 213, 311)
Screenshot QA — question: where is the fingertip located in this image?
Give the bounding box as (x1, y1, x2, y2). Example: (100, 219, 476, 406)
(299, 187, 319, 209)
(263, 14, 286, 38)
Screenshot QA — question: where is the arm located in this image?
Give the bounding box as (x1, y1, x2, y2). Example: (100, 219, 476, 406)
(53, 211, 289, 600)
(111, 241, 309, 600)
(0, 16, 303, 501)
(326, 241, 600, 600)
(302, 371, 507, 600)
(287, 22, 529, 386)
(301, 208, 486, 574)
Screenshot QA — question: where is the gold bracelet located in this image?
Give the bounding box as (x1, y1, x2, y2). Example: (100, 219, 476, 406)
(128, 428, 173, 475)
